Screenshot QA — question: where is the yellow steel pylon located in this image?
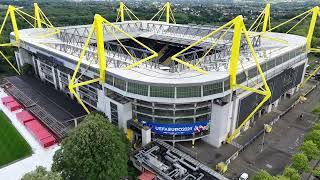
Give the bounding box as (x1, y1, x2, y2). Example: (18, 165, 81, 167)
(251, 4, 320, 88)
(150, 2, 176, 24)
(69, 14, 158, 113)
(170, 16, 271, 143)
(0, 3, 58, 74)
(116, 2, 140, 22)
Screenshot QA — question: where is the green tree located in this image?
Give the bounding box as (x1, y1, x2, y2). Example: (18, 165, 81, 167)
(313, 167, 320, 178)
(305, 130, 320, 148)
(283, 166, 300, 180)
(21, 166, 62, 180)
(52, 113, 129, 180)
(291, 153, 309, 173)
(274, 175, 289, 180)
(312, 123, 320, 131)
(252, 170, 273, 180)
(299, 140, 320, 161)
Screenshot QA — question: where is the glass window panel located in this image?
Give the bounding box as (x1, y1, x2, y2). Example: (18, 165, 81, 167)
(176, 86, 201, 98)
(114, 77, 126, 91)
(150, 86, 175, 98)
(127, 82, 148, 96)
(203, 82, 223, 96)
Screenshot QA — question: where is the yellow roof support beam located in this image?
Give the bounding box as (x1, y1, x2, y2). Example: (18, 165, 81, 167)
(170, 16, 271, 143)
(262, 3, 271, 32)
(69, 14, 157, 113)
(150, 2, 176, 24)
(0, 3, 58, 75)
(116, 2, 140, 22)
(251, 4, 320, 89)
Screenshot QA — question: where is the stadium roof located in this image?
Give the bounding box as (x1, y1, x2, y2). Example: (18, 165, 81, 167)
(13, 20, 307, 85)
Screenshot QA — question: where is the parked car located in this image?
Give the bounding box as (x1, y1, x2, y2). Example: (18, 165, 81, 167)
(239, 173, 248, 180)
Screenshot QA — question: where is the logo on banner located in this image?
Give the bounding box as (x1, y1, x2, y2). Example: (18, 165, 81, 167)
(142, 120, 209, 135)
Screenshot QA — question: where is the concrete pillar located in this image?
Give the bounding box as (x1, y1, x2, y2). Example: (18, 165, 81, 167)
(56, 69, 63, 90)
(142, 126, 151, 146)
(51, 67, 58, 89)
(273, 99, 280, 108)
(37, 61, 45, 81)
(203, 102, 230, 148)
(266, 104, 272, 113)
(67, 74, 74, 99)
(286, 87, 295, 97)
(32, 56, 38, 76)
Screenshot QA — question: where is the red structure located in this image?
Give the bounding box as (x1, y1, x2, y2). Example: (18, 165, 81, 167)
(35, 129, 52, 140)
(16, 111, 35, 124)
(25, 120, 43, 133)
(40, 136, 56, 148)
(138, 171, 156, 180)
(25, 119, 57, 148)
(1, 96, 15, 105)
(6, 101, 22, 111)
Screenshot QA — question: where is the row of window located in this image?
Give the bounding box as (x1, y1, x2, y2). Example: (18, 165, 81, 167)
(105, 46, 306, 98)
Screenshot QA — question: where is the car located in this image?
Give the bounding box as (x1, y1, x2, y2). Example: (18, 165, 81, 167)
(239, 173, 249, 180)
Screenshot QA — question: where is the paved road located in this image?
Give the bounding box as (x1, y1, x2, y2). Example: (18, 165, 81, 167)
(176, 82, 320, 180)
(225, 84, 320, 179)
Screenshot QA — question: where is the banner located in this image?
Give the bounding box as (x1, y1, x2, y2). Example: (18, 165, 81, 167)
(142, 120, 209, 135)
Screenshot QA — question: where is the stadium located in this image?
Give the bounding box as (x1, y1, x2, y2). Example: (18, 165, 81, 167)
(9, 13, 307, 148)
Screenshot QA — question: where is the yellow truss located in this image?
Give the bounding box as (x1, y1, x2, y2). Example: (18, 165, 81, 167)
(150, 2, 176, 24)
(0, 3, 59, 74)
(251, 4, 320, 88)
(68, 14, 158, 114)
(116, 2, 140, 22)
(170, 16, 271, 143)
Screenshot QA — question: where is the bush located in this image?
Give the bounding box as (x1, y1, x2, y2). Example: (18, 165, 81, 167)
(252, 170, 273, 180)
(291, 153, 309, 173)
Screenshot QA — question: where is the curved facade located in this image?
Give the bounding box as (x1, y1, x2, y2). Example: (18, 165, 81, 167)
(13, 20, 308, 147)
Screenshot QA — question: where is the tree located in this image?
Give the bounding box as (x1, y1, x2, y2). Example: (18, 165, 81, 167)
(313, 167, 320, 178)
(305, 130, 320, 148)
(252, 170, 273, 180)
(299, 140, 320, 161)
(21, 166, 62, 180)
(274, 175, 289, 180)
(312, 123, 320, 131)
(283, 166, 300, 180)
(52, 113, 129, 180)
(291, 153, 309, 173)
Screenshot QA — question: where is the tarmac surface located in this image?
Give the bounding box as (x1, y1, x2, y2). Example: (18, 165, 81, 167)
(176, 81, 320, 180)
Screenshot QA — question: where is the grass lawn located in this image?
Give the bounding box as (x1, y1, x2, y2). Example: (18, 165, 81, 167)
(0, 111, 32, 167)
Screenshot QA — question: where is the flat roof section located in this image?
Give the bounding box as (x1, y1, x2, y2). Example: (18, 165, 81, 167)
(3, 76, 87, 139)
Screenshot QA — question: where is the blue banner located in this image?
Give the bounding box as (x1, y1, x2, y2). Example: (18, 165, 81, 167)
(142, 120, 210, 135)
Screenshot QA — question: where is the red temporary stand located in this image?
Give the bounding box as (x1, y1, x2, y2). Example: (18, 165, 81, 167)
(138, 171, 156, 180)
(16, 111, 35, 124)
(35, 129, 52, 141)
(1, 96, 15, 105)
(40, 136, 56, 148)
(25, 120, 43, 134)
(6, 101, 22, 112)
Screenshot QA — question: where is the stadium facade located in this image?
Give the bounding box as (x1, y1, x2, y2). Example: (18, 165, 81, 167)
(12, 20, 307, 147)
